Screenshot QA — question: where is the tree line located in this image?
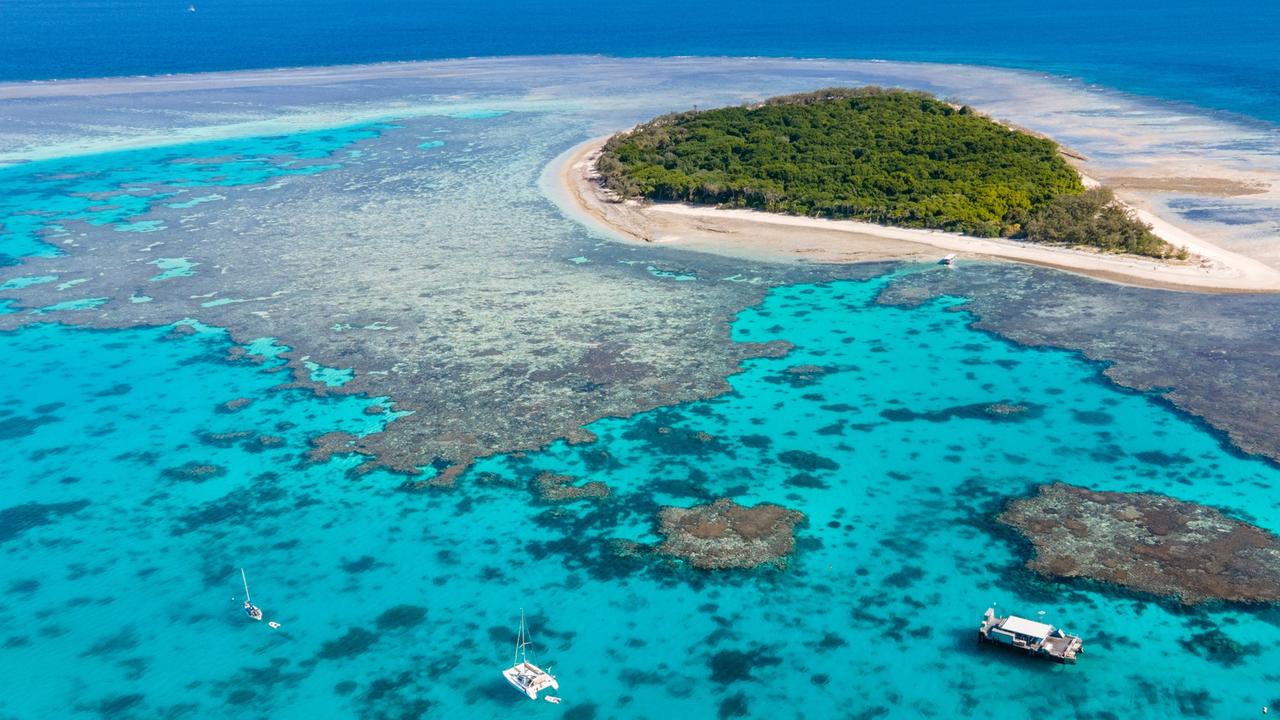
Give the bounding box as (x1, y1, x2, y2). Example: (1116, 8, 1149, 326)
(598, 88, 1183, 259)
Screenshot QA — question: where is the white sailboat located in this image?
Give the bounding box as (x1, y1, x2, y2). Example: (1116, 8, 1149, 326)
(241, 568, 263, 621)
(502, 609, 559, 701)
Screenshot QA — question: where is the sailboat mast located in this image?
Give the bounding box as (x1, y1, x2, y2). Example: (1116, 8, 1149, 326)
(241, 568, 251, 603)
(513, 608, 525, 665)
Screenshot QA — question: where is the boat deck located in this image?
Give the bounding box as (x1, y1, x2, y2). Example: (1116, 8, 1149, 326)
(978, 608, 1082, 664)
(504, 661, 559, 699)
(1040, 634, 1080, 661)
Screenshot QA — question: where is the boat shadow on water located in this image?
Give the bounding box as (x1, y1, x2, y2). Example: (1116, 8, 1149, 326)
(943, 626, 1068, 674)
(468, 678, 564, 708)
(469, 680, 529, 705)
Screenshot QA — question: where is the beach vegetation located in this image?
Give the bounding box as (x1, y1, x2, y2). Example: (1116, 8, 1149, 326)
(599, 88, 1181, 258)
(1022, 187, 1187, 259)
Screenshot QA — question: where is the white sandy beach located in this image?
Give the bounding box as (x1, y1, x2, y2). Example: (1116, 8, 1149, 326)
(553, 136, 1280, 293)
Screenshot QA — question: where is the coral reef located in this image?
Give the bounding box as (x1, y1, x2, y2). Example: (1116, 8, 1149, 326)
(161, 462, 225, 483)
(984, 403, 1027, 416)
(305, 431, 376, 466)
(999, 483, 1280, 604)
(218, 398, 253, 413)
(656, 498, 805, 570)
(533, 472, 610, 502)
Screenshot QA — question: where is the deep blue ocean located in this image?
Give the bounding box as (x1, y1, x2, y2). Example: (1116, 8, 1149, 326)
(2, 0, 1280, 123)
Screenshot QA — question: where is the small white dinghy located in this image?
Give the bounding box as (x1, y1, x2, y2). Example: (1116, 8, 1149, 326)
(240, 568, 263, 621)
(502, 609, 560, 700)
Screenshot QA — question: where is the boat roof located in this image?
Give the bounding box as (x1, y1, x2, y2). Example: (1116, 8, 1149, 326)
(999, 615, 1053, 638)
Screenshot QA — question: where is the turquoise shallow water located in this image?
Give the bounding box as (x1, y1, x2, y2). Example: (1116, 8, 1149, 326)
(1, 74, 1278, 717)
(3, 269, 1279, 718)
(0, 124, 385, 264)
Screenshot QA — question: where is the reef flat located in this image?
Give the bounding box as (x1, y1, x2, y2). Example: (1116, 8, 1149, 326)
(3, 57, 1280, 482)
(0, 105, 822, 483)
(877, 263, 1280, 464)
(1000, 483, 1280, 604)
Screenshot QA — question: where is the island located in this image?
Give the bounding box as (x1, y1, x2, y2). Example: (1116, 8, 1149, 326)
(600, 87, 1174, 255)
(557, 88, 1280, 292)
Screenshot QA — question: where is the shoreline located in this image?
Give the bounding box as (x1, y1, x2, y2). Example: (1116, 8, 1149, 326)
(552, 136, 1280, 294)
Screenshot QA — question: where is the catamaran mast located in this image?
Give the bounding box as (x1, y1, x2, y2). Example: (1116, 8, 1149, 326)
(514, 608, 525, 665)
(241, 568, 252, 603)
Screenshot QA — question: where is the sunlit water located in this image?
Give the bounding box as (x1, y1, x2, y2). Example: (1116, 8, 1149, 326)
(5, 0, 1280, 125)
(2, 61, 1280, 720)
(4, 268, 1279, 718)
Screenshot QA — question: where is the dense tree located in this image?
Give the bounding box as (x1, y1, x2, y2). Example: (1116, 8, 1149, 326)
(1022, 187, 1185, 258)
(599, 88, 1179, 258)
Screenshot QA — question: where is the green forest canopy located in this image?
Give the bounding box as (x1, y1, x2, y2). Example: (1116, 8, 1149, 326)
(598, 88, 1183, 258)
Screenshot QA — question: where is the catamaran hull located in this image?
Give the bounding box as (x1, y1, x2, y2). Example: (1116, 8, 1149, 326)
(504, 674, 538, 700)
(503, 663, 559, 700)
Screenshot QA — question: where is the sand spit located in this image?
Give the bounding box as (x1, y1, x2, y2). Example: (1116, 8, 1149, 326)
(1102, 176, 1269, 197)
(555, 137, 1280, 294)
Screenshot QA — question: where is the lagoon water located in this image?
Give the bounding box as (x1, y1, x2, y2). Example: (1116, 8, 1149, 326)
(6, 267, 1280, 718)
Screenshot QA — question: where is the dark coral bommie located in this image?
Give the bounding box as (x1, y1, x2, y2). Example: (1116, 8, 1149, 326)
(217, 397, 253, 413)
(0, 500, 90, 544)
(984, 402, 1028, 416)
(998, 483, 1280, 604)
(315, 627, 379, 661)
(160, 462, 225, 483)
(374, 604, 428, 631)
(533, 471, 611, 502)
(198, 430, 254, 448)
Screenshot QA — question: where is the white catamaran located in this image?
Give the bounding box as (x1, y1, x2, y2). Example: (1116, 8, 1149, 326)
(240, 568, 263, 621)
(502, 609, 559, 701)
